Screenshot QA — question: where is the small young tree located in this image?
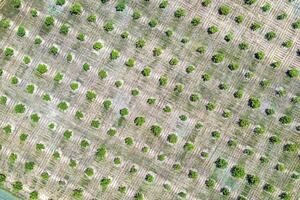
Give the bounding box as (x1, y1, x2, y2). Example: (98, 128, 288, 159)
(70, 3, 82, 15)
(230, 165, 245, 178)
(211, 53, 224, 63)
(207, 25, 218, 34)
(174, 8, 186, 18)
(218, 5, 231, 15)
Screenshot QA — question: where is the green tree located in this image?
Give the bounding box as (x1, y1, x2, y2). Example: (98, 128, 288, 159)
(248, 97, 261, 108)
(286, 68, 298, 78)
(215, 158, 228, 169)
(44, 16, 54, 27)
(95, 146, 107, 161)
(263, 183, 275, 193)
(29, 191, 38, 200)
(115, 2, 126, 11)
(86, 90, 97, 102)
(59, 24, 69, 35)
(265, 31, 276, 41)
(218, 5, 231, 15)
(36, 64, 48, 74)
(205, 178, 215, 188)
(14, 104, 26, 114)
(238, 118, 250, 128)
(104, 21, 114, 32)
(56, 0, 65, 5)
(261, 3, 271, 12)
(183, 142, 194, 151)
(207, 25, 218, 34)
(72, 188, 83, 198)
(16, 26, 26, 37)
(167, 133, 178, 144)
(12, 181, 23, 191)
(4, 47, 14, 58)
(230, 165, 245, 178)
(25, 161, 35, 172)
(246, 174, 260, 186)
(134, 117, 145, 126)
(254, 51, 265, 60)
(70, 3, 82, 15)
(244, 0, 257, 5)
(211, 53, 224, 63)
(159, 0, 169, 8)
(279, 115, 292, 124)
(150, 125, 162, 136)
(174, 8, 186, 18)
(12, 0, 22, 8)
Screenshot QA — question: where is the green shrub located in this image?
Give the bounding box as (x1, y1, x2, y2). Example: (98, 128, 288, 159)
(286, 68, 298, 78)
(248, 97, 261, 108)
(12, 0, 22, 8)
(183, 142, 194, 151)
(95, 146, 107, 161)
(30, 114, 40, 123)
(174, 8, 186, 18)
(57, 101, 69, 111)
(56, 0, 65, 6)
(87, 14, 97, 23)
(215, 158, 228, 168)
(103, 21, 114, 31)
(44, 16, 54, 27)
(238, 118, 250, 128)
(150, 125, 162, 136)
(141, 66, 151, 76)
(159, 0, 169, 8)
(115, 2, 126, 11)
(235, 15, 244, 24)
(136, 39, 145, 48)
(148, 19, 158, 28)
(205, 178, 215, 188)
(70, 3, 82, 15)
(261, 3, 271, 12)
(132, 10, 141, 20)
(292, 20, 300, 29)
(77, 32, 85, 41)
(218, 5, 231, 15)
(124, 137, 134, 146)
(85, 90, 97, 101)
(93, 42, 103, 51)
(279, 115, 292, 124)
(212, 53, 224, 63)
(191, 16, 201, 26)
(254, 51, 265, 60)
(167, 133, 178, 144)
(134, 117, 145, 126)
(207, 25, 218, 34)
(244, 0, 257, 5)
(25, 161, 35, 171)
(263, 183, 275, 193)
(59, 24, 69, 35)
(265, 31, 276, 41)
(159, 75, 168, 86)
(16, 26, 26, 37)
(250, 21, 262, 31)
(91, 118, 101, 128)
(230, 165, 245, 178)
(14, 104, 26, 114)
(4, 47, 14, 58)
(153, 47, 162, 56)
(36, 64, 48, 74)
(277, 12, 287, 20)
(110, 49, 121, 60)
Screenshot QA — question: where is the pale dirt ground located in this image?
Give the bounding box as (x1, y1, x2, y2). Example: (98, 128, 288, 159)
(0, 0, 299, 199)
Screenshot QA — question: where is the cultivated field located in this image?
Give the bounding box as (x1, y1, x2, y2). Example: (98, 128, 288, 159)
(0, 0, 299, 199)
